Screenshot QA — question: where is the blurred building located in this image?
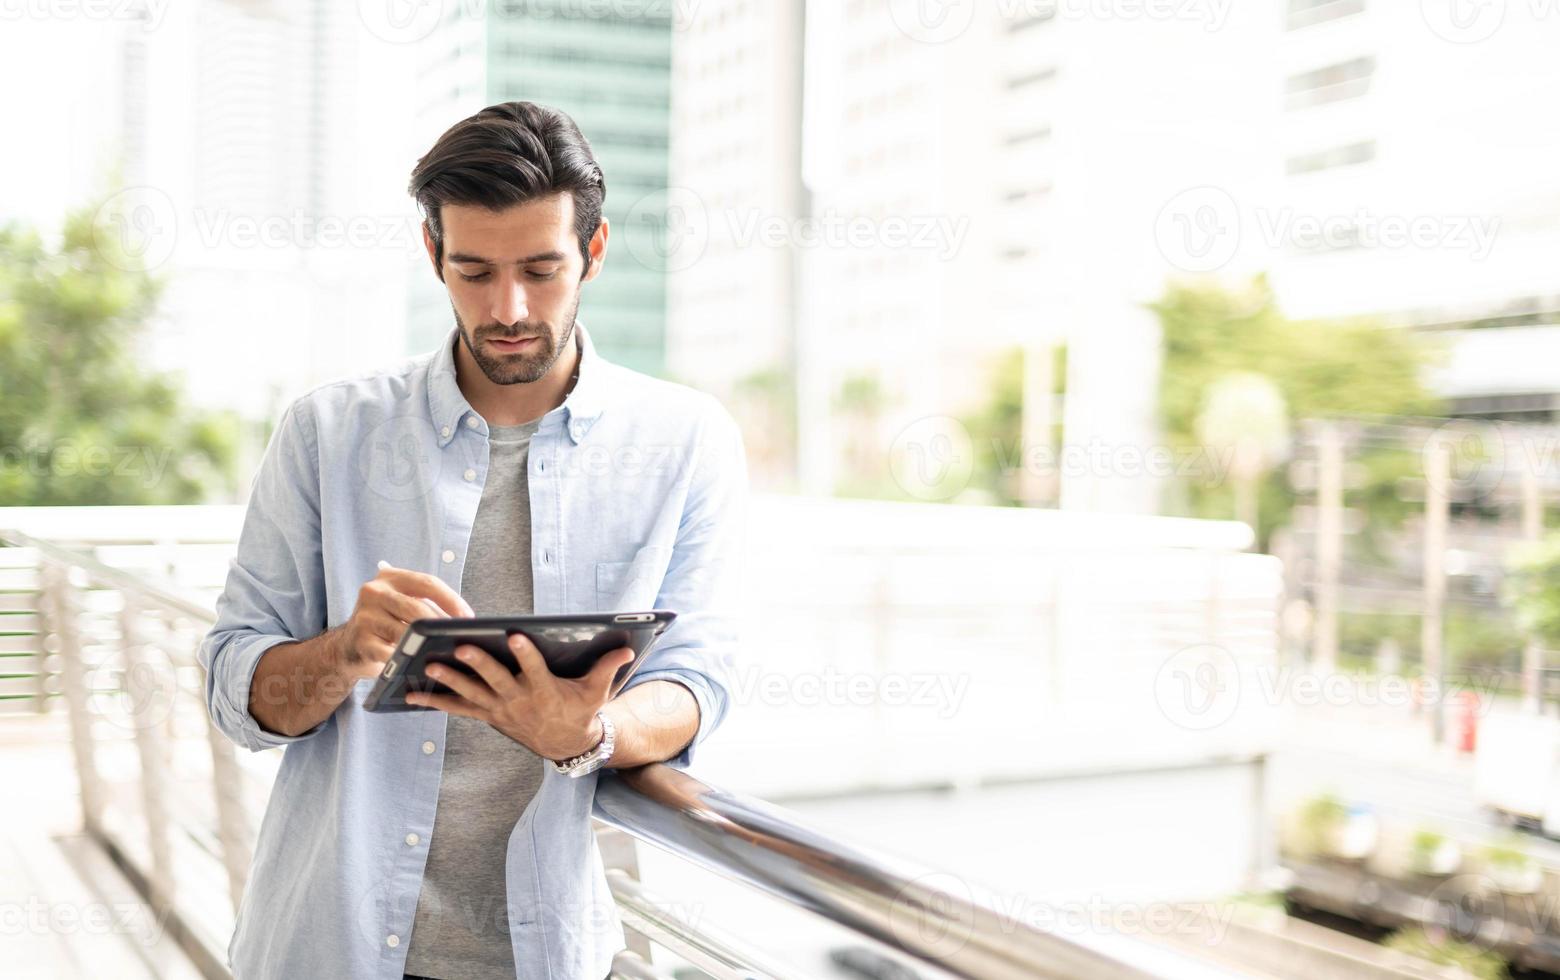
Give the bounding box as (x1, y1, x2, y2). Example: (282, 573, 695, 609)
(406, 0, 676, 376)
(662, 0, 806, 393)
(660, 0, 807, 487)
(85, 0, 413, 425)
(1271, 0, 1560, 420)
(799, 4, 1274, 509)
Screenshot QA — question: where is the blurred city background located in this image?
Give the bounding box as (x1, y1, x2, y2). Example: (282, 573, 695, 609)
(4, 0, 1560, 977)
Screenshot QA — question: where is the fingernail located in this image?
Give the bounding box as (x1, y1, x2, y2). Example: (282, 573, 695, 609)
(455, 649, 472, 661)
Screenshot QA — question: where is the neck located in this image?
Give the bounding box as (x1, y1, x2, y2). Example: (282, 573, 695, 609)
(454, 331, 581, 427)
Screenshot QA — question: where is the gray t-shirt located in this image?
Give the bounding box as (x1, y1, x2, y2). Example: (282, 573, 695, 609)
(404, 419, 545, 980)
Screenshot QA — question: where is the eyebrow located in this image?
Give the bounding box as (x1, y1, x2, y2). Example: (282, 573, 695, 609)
(447, 250, 567, 265)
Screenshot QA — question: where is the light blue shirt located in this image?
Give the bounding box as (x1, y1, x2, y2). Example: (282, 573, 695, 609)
(198, 323, 746, 979)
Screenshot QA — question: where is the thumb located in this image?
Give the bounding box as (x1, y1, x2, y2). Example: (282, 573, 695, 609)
(587, 646, 636, 697)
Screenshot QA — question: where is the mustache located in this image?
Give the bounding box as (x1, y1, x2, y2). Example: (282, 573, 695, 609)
(477, 325, 549, 342)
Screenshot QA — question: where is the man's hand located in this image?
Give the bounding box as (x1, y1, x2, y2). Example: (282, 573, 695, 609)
(407, 633, 634, 761)
(249, 563, 474, 737)
(336, 564, 476, 681)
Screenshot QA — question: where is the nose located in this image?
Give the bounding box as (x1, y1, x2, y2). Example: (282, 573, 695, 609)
(489, 274, 530, 327)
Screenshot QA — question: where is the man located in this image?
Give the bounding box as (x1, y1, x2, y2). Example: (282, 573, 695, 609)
(199, 101, 745, 980)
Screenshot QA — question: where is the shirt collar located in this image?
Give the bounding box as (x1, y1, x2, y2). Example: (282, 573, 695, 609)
(427, 320, 609, 448)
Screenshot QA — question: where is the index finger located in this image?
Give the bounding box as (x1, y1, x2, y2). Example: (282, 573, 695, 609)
(376, 565, 475, 618)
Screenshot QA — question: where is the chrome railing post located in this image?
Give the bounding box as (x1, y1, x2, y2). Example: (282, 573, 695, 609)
(208, 709, 252, 914)
(122, 594, 175, 907)
(596, 824, 654, 960)
(43, 562, 106, 838)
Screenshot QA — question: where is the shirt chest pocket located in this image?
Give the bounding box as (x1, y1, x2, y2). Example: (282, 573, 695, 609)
(594, 545, 673, 611)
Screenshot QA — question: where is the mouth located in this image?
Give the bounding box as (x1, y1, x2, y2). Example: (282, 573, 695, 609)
(487, 335, 541, 354)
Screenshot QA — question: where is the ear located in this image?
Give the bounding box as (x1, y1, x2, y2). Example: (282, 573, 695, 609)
(581, 218, 609, 284)
(421, 221, 445, 282)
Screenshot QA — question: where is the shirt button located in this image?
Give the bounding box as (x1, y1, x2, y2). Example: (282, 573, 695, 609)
(571, 425, 583, 440)
(463, 468, 476, 482)
(465, 416, 480, 429)
(405, 832, 420, 846)
(542, 550, 551, 565)
(538, 460, 545, 472)
(386, 935, 399, 948)
(422, 740, 435, 755)
(441, 550, 455, 564)
(440, 425, 451, 439)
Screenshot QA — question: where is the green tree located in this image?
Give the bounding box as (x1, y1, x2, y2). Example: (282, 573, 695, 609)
(1153, 276, 1441, 540)
(0, 204, 237, 506)
(1506, 534, 1560, 649)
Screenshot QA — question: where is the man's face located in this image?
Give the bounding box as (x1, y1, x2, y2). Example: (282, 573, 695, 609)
(429, 193, 606, 385)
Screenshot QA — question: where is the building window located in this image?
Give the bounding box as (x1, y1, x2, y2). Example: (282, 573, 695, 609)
(1286, 0, 1366, 30)
(1286, 140, 1376, 175)
(1285, 56, 1376, 110)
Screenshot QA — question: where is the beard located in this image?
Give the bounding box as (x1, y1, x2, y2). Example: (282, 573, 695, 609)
(453, 291, 581, 386)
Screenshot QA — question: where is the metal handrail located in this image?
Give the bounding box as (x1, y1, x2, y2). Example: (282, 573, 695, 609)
(593, 765, 1246, 980)
(0, 527, 218, 623)
(1, 526, 1242, 979)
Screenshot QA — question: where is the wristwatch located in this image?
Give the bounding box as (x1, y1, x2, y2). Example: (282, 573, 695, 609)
(551, 711, 615, 778)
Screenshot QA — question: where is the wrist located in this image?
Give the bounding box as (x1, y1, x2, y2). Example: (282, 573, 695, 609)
(555, 713, 604, 763)
(551, 710, 616, 777)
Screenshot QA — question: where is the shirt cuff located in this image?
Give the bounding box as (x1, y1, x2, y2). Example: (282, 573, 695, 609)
(210, 633, 328, 752)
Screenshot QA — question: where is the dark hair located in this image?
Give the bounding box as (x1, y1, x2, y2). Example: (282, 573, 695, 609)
(408, 100, 606, 280)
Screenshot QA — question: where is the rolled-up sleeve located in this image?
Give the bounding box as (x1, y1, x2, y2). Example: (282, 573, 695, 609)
(198, 396, 331, 752)
(621, 398, 747, 769)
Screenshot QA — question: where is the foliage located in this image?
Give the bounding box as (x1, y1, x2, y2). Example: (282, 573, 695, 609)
(1505, 533, 1560, 649)
(1152, 276, 1441, 542)
(1293, 793, 1347, 857)
(0, 205, 238, 506)
(961, 344, 1066, 506)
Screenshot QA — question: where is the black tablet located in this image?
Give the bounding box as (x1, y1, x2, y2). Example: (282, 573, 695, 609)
(363, 611, 678, 713)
